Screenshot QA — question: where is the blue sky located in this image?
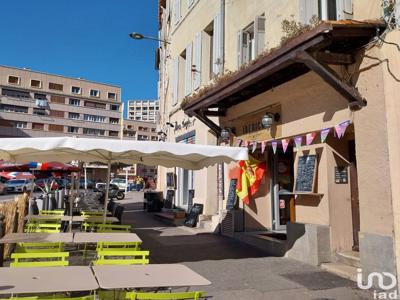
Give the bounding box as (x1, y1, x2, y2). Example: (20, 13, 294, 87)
(0, 0, 159, 118)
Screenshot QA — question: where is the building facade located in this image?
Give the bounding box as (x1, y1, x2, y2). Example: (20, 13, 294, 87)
(0, 65, 123, 138)
(128, 99, 159, 123)
(159, 0, 400, 287)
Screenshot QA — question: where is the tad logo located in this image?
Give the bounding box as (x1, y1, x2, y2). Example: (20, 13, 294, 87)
(357, 269, 398, 299)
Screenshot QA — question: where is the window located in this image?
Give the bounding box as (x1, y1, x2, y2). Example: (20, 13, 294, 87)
(110, 118, 119, 124)
(71, 86, 81, 94)
(84, 101, 106, 109)
(33, 108, 47, 116)
(109, 131, 119, 137)
(13, 121, 27, 129)
(90, 89, 100, 97)
(108, 92, 116, 100)
(8, 76, 20, 85)
(51, 95, 65, 104)
(110, 104, 119, 111)
(34, 93, 47, 100)
(68, 112, 80, 120)
(299, 0, 352, 23)
(68, 126, 79, 133)
(69, 98, 80, 106)
(31, 80, 42, 88)
(32, 123, 44, 130)
(237, 16, 265, 68)
(0, 104, 28, 114)
(48, 124, 64, 132)
(49, 82, 63, 91)
(49, 110, 64, 118)
(2, 88, 30, 99)
(84, 114, 106, 123)
(83, 128, 105, 136)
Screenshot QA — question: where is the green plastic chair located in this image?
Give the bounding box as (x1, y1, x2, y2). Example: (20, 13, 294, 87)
(40, 210, 65, 216)
(16, 242, 64, 253)
(96, 241, 141, 251)
(93, 250, 149, 265)
(10, 252, 69, 267)
(125, 291, 205, 300)
(29, 223, 62, 233)
(81, 211, 104, 217)
(96, 224, 131, 233)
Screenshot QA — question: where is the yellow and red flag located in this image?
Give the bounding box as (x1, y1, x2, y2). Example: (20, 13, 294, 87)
(235, 156, 266, 205)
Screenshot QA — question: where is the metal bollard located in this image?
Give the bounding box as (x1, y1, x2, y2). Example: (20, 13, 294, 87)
(0, 214, 5, 267)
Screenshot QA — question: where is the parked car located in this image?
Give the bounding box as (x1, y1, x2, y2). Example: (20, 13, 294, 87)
(35, 178, 59, 191)
(5, 179, 33, 193)
(0, 182, 6, 195)
(110, 178, 128, 190)
(79, 179, 94, 189)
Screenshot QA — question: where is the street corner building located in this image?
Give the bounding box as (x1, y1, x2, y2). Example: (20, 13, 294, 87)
(156, 0, 400, 287)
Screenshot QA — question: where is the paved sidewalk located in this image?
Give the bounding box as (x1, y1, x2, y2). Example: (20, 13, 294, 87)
(118, 192, 373, 300)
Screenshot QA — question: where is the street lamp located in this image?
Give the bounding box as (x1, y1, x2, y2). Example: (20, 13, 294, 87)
(128, 32, 170, 44)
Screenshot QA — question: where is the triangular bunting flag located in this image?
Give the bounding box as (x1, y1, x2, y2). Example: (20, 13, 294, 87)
(335, 121, 350, 139)
(252, 141, 257, 153)
(282, 139, 290, 153)
(272, 141, 277, 154)
(294, 136, 302, 150)
(320, 128, 330, 143)
(261, 141, 266, 154)
(306, 132, 316, 146)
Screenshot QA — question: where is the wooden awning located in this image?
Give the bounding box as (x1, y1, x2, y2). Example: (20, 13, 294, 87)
(181, 20, 386, 134)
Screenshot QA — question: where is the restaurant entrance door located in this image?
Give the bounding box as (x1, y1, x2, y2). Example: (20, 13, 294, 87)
(270, 146, 294, 231)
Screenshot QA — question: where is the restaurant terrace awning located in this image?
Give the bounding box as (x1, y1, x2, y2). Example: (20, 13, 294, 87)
(181, 20, 386, 134)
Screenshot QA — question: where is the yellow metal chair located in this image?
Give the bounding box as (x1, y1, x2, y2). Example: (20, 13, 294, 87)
(10, 252, 69, 267)
(125, 291, 206, 300)
(16, 242, 64, 253)
(93, 250, 149, 265)
(96, 224, 131, 233)
(97, 241, 141, 251)
(39, 210, 65, 216)
(25, 223, 61, 233)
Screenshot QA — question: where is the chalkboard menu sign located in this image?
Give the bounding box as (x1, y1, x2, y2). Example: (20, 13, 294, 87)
(335, 166, 348, 184)
(188, 189, 195, 211)
(184, 203, 203, 228)
(226, 179, 238, 210)
(294, 155, 317, 193)
(164, 190, 175, 209)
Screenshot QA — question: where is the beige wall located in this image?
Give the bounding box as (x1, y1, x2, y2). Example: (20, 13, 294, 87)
(379, 30, 400, 279)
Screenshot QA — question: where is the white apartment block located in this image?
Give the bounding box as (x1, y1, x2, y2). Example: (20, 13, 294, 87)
(128, 100, 159, 123)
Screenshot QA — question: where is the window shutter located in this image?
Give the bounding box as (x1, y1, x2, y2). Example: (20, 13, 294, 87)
(254, 16, 266, 57)
(396, 1, 400, 28)
(212, 12, 223, 76)
(237, 30, 243, 68)
(337, 0, 353, 20)
(193, 32, 202, 90)
(184, 42, 193, 96)
(172, 57, 179, 106)
(174, 0, 181, 24)
(299, 0, 318, 23)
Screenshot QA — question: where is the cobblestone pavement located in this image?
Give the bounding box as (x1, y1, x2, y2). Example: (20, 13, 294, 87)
(117, 192, 375, 300)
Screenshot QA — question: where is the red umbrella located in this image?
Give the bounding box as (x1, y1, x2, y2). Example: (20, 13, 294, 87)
(0, 172, 35, 180)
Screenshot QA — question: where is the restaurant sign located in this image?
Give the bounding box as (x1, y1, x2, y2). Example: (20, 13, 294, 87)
(234, 107, 282, 141)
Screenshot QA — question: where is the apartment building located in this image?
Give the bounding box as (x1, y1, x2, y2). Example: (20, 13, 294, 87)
(158, 0, 400, 286)
(0, 65, 122, 138)
(128, 99, 159, 123)
(123, 118, 158, 141)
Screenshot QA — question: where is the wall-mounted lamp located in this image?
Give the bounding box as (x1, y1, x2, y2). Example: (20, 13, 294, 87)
(261, 112, 280, 129)
(220, 128, 231, 143)
(129, 32, 170, 44)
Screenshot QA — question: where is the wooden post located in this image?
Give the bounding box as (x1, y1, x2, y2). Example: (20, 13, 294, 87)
(289, 196, 296, 223)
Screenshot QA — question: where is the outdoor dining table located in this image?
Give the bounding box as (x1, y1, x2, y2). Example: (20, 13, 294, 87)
(73, 232, 142, 243)
(0, 232, 74, 244)
(92, 264, 211, 290)
(0, 266, 99, 295)
(72, 216, 119, 223)
(24, 215, 72, 222)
